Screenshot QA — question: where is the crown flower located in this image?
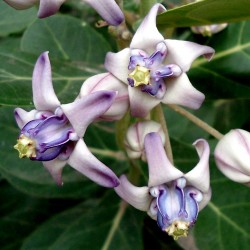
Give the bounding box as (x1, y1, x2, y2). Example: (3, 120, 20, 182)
(14, 52, 119, 188)
(115, 132, 211, 239)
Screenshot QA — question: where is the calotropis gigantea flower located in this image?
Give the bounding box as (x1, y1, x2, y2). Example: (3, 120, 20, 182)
(124, 121, 165, 160)
(191, 23, 228, 37)
(214, 129, 250, 186)
(80, 73, 129, 121)
(4, 0, 124, 25)
(14, 51, 120, 188)
(115, 132, 211, 239)
(105, 4, 215, 117)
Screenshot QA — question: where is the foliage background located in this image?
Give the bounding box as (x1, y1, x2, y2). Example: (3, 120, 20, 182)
(0, 0, 249, 249)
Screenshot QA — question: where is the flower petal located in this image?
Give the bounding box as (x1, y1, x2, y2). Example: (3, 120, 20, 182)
(14, 108, 37, 129)
(4, 0, 37, 9)
(162, 73, 205, 110)
(184, 139, 210, 193)
(164, 39, 214, 72)
(38, 0, 65, 18)
(80, 73, 129, 121)
(128, 87, 160, 117)
(130, 4, 166, 52)
(198, 188, 212, 211)
(145, 132, 183, 187)
(104, 48, 130, 83)
(32, 52, 60, 111)
(43, 159, 66, 186)
(61, 91, 116, 137)
(115, 175, 151, 211)
(84, 0, 124, 26)
(67, 139, 120, 188)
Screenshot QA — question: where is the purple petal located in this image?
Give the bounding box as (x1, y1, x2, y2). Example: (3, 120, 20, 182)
(184, 188, 199, 224)
(4, 0, 37, 10)
(61, 91, 116, 137)
(38, 0, 65, 18)
(104, 48, 131, 83)
(32, 52, 60, 111)
(164, 39, 215, 72)
(34, 144, 64, 161)
(115, 175, 151, 211)
(43, 158, 67, 186)
(84, 0, 124, 26)
(67, 139, 120, 188)
(14, 108, 37, 129)
(145, 132, 183, 187)
(161, 73, 205, 110)
(130, 4, 166, 51)
(184, 139, 210, 193)
(128, 87, 160, 117)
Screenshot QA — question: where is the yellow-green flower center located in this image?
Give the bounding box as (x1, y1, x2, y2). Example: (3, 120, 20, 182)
(165, 221, 190, 240)
(14, 134, 36, 158)
(128, 65, 150, 87)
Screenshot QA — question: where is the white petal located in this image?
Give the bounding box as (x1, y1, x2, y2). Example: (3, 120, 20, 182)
(162, 73, 205, 110)
(128, 87, 160, 117)
(67, 139, 120, 188)
(4, 0, 37, 10)
(84, 0, 124, 25)
(164, 39, 215, 72)
(199, 188, 212, 211)
(80, 73, 129, 121)
(43, 159, 67, 186)
(32, 52, 60, 111)
(145, 132, 183, 187)
(14, 108, 37, 129)
(115, 175, 151, 211)
(38, 0, 65, 18)
(104, 48, 130, 83)
(130, 4, 166, 52)
(185, 139, 210, 193)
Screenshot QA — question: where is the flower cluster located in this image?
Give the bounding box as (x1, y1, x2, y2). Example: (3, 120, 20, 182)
(9, 0, 250, 243)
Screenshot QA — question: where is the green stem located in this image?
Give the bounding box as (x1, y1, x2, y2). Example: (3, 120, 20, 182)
(140, 0, 158, 17)
(152, 104, 174, 164)
(167, 104, 224, 140)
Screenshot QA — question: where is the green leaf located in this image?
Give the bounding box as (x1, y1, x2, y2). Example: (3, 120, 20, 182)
(21, 192, 144, 250)
(21, 15, 111, 62)
(157, 0, 250, 28)
(0, 2, 36, 37)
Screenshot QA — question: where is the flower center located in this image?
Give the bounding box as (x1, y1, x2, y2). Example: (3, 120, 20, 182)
(165, 220, 190, 240)
(128, 65, 150, 87)
(14, 134, 36, 158)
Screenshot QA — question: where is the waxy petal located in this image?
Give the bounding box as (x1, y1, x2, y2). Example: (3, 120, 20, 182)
(130, 4, 166, 52)
(43, 158, 66, 186)
(67, 139, 120, 188)
(84, 0, 124, 26)
(198, 188, 212, 211)
(61, 91, 116, 137)
(38, 0, 65, 18)
(105, 48, 130, 83)
(128, 87, 160, 117)
(115, 175, 151, 211)
(80, 73, 129, 121)
(185, 139, 210, 193)
(163, 39, 214, 72)
(145, 132, 183, 187)
(162, 73, 205, 110)
(4, 0, 37, 10)
(14, 108, 37, 129)
(32, 52, 60, 111)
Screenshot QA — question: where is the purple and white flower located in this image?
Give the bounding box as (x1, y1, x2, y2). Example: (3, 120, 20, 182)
(105, 4, 215, 117)
(14, 51, 119, 188)
(191, 23, 228, 37)
(4, 0, 124, 25)
(214, 129, 250, 186)
(115, 132, 211, 239)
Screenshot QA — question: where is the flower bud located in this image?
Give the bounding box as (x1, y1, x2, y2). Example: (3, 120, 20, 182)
(4, 0, 38, 10)
(124, 121, 165, 160)
(214, 129, 250, 186)
(80, 73, 129, 121)
(191, 23, 228, 37)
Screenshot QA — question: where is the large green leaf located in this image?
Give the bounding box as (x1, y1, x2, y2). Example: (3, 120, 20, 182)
(21, 15, 111, 62)
(0, 2, 36, 37)
(157, 0, 250, 28)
